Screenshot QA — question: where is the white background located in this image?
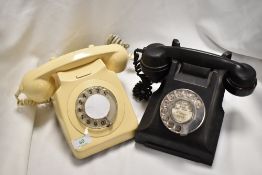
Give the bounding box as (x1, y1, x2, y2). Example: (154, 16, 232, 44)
(1, 0, 262, 175)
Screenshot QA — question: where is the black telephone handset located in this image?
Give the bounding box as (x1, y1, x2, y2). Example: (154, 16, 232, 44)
(133, 39, 257, 165)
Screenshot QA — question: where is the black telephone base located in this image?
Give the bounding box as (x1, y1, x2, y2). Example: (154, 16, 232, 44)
(135, 60, 226, 166)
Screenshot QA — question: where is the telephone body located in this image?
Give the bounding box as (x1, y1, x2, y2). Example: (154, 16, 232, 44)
(16, 44, 138, 159)
(133, 39, 257, 165)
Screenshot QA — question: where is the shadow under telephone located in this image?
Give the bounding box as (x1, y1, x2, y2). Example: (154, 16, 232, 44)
(133, 39, 257, 165)
(16, 44, 138, 159)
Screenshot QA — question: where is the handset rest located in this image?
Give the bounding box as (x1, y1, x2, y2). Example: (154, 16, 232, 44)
(140, 43, 257, 96)
(18, 44, 128, 103)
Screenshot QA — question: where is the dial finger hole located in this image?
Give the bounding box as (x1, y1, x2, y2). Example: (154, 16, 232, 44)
(175, 125, 182, 132)
(77, 107, 82, 112)
(101, 120, 106, 125)
(167, 121, 175, 128)
(161, 115, 169, 121)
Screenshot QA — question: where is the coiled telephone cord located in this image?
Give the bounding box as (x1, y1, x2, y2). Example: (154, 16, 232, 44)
(106, 34, 134, 59)
(106, 34, 130, 49)
(132, 49, 152, 101)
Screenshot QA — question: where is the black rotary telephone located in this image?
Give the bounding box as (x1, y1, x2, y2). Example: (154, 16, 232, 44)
(133, 39, 257, 165)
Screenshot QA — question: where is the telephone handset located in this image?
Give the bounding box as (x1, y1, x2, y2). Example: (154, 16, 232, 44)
(133, 39, 256, 165)
(16, 44, 128, 104)
(16, 43, 138, 159)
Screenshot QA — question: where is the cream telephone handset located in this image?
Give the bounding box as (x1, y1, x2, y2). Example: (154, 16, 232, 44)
(16, 43, 138, 159)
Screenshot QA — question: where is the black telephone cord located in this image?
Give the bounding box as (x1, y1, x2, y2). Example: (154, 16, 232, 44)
(132, 49, 152, 101)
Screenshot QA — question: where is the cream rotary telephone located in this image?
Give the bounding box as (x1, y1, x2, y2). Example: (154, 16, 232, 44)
(15, 39, 138, 159)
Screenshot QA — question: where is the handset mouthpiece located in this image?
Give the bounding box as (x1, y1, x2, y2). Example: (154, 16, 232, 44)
(225, 63, 257, 96)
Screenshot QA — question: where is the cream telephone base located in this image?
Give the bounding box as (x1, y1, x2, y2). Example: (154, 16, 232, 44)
(16, 44, 138, 159)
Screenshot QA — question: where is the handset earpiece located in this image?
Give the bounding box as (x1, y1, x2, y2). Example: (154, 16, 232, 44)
(101, 44, 128, 73)
(132, 43, 173, 101)
(140, 43, 172, 82)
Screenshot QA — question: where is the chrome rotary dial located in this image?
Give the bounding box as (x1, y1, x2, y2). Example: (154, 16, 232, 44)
(75, 86, 117, 129)
(160, 89, 205, 136)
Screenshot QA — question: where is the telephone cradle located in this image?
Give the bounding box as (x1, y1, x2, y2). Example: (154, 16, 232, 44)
(133, 39, 257, 165)
(16, 44, 138, 159)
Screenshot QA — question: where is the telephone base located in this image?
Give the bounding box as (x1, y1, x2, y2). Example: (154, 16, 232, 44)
(135, 61, 226, 166)
(52, 59, 138, 159)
